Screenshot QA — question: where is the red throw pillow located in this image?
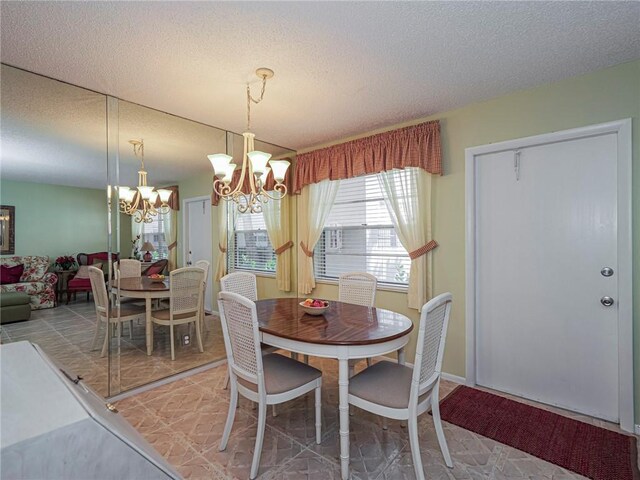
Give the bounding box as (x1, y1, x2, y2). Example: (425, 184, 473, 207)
(0, 264, 24, 284)
(146, 265, 164, 276)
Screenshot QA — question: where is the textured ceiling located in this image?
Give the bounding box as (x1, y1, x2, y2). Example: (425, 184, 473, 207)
(1, 1, 639, 152)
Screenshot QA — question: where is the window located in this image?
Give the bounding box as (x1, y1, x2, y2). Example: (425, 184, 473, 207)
(314, 174, 410, 286)
(229, 211, 276, 274)
(139, 215, 169, 260)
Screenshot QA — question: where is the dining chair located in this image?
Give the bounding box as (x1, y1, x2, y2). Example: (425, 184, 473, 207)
(150, 267, 204, 360)
(88, 266, 145, 357)
(220, 271, 257, 301)
(339, 272, 378, 369)
(348, 292, 454, 479)
(217, 291, 323, 479)
(220, 271, 279, 393)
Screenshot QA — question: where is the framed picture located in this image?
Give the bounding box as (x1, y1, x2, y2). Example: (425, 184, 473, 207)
(0, 205, 15, 255)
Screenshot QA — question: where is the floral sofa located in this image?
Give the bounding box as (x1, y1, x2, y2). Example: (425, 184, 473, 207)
(0, 256, 57, 310)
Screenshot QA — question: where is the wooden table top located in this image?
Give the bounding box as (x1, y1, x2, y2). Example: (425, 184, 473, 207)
(117, 276, 170, 292)
(255, 297, 413, 346)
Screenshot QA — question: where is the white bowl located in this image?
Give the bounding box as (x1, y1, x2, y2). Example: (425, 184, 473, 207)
(299, 301, 330, 316)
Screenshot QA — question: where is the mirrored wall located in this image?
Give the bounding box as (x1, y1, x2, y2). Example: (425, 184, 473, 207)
(0, 64, 297, 397)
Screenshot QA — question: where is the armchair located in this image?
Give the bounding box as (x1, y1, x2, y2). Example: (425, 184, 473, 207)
(66, 252, 119, 304)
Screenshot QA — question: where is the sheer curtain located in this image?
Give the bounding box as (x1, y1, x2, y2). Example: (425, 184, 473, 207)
(131, 219, 143, 259)
(377, 167, 437, 310)
(298, 179, 339, 294)
(263, 195, 292, 292)
(215, 204, 229, 281)
(162, 210, 177, 271)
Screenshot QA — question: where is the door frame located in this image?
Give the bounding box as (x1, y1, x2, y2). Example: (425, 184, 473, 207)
(182, 195, 213, 310)
(464, 119, 633, 432)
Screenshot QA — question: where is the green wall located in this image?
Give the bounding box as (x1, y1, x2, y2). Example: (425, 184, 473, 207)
(0, 180, 108, 262)
(300, 59, 640, 424)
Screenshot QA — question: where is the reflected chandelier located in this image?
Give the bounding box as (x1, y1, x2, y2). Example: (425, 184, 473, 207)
(208, 68, 290, 214)
(118, 139, 172, 223)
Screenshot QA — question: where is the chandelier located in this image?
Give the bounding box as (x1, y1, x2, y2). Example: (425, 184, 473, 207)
(118, 139, 172, 223)
(208, 68, 290, 214)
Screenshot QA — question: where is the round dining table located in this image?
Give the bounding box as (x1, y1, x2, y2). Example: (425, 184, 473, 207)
(115, 277, 170, 355)
(254, 297, 414, 480)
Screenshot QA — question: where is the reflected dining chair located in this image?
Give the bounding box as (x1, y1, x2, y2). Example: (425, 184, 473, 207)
(88, 266, 145, 357)
(150, 267, 204, 361)
(194, 260, 210, 333)
(114, 259, 142, 279)
(114, 259, 142, 306)
(348, 292, 454, 479)
(339, 272, 378, 369)
(218, 291, 323, 479)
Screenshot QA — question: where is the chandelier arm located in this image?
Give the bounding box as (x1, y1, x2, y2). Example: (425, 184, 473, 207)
(259, 183, 287, 201)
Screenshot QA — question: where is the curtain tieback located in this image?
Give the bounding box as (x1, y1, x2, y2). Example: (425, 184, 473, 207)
(218, 244, 227, 253)
(275, 240, 293, 255)
(300, 241, 314, 258)
(408, 240, 438, 260)
(168, 241, 177, 250)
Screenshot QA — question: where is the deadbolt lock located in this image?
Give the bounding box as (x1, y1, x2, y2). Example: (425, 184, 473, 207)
(601, 267, 614, 277)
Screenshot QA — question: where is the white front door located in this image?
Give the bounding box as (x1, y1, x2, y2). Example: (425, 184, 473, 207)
(185, 198, 212, 312)
(474, 132, 619, 422)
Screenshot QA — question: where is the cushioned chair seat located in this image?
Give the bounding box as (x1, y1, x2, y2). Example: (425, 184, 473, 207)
(68, 277, 92, 290)
(99, 304, 145, 318)
(237, 353, 322, 395)
(151, 308, 197, 321)
(349, 361, 427, 409)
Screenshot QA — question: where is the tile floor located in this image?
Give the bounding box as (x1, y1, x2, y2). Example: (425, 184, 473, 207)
(115, 356, 639, 480)
(0, 299, 227, 396)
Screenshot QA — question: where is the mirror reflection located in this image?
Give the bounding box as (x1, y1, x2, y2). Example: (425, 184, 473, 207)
(0, 66, 298, 398)
(0, 65, 111, 396)
(109, 100, 229, 395)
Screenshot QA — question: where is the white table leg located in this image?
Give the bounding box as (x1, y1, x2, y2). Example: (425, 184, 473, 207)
(398, 346, 406, 428)
(338, 357, 350, 480)
(146, 297, 153, 356)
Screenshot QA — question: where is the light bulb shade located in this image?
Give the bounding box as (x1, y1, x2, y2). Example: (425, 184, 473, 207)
(156, 189, 172, 204)
(222, 164, 237, 183)
(269, 159, 290, 183)
(118, 186, 132, 200)
(208, 154, 233, 178)
(259, 167, 271, 184)
(137, 185, 155, 201)
(124, 189, 136, 203)
(149, 191, 159, 204)
(141, 241, 155, 252)
(247, 151, 271, 175)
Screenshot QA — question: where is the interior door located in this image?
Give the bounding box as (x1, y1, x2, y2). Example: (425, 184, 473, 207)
(185, 198, 213, 312)
(475, 133, 619, 421)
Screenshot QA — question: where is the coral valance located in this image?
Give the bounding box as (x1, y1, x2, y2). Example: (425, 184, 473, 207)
(211, 158, 293, 206)
(293, 120, 442, 194)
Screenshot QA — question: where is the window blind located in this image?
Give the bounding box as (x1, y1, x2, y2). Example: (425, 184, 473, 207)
(141, 214, 168, 260)
(230, 211, 276, 274)
(314, 174, 410, 286)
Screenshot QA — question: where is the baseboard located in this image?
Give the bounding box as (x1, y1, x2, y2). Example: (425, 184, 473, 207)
(381, 357, 465, 385)
(441, 372, 466, 384)
(106, 357, 226, 402)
